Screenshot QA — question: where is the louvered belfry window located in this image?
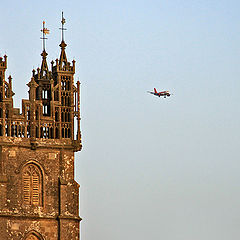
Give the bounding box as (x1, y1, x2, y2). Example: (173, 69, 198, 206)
(22, 164, 42, 206)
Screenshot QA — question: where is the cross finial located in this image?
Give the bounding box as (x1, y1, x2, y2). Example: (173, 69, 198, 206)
(40, 21, 50, 51)
(60, 12, 67, 42)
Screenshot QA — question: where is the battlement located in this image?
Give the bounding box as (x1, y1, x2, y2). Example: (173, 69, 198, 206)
(52, 59, 75, 73)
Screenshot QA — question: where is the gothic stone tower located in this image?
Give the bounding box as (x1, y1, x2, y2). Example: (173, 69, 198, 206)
(0, 18, 82, 240)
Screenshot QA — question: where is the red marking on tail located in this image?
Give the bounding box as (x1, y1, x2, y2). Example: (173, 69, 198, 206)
(154, 88, 157, 93)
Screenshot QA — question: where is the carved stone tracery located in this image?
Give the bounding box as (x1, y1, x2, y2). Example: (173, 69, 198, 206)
(0, 42, 81, 146)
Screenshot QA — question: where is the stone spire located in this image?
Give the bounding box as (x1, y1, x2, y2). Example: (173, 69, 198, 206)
(59, 41, 68, 68)
(40, 50, 49, 78)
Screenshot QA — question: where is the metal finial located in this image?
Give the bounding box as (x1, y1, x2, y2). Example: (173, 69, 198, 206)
(40, 21, 50, 51)
(59, 12, 67, 42)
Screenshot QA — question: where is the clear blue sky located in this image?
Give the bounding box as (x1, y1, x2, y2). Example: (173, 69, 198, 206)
(1, 1, 240, 239)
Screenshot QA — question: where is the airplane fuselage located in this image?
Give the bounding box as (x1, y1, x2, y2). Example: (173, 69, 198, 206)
(148, 88, 171, 98)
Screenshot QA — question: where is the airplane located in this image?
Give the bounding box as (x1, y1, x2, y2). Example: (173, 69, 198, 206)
(148, 88, 171, 98)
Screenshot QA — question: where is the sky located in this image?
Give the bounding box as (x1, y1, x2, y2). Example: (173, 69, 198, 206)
(1, 0, 240, 239)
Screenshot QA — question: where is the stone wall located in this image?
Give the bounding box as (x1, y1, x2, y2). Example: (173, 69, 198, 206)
(0, 137, 81, 239)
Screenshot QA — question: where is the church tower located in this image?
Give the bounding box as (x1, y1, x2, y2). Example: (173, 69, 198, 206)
(0, 14, 82, 239)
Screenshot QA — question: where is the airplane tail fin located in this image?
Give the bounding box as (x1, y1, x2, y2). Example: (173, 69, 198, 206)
(154, 88, 157, 93)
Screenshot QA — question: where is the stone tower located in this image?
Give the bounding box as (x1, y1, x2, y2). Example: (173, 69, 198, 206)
(0, 16, 82, 240)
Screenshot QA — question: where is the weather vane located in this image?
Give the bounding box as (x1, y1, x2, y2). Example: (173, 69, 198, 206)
(59, 12, 67, 42)
(40, 21, 50, 51)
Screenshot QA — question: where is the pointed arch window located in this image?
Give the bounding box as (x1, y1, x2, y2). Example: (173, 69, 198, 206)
(22, 164, 43, 206)
(25, 234, 40, 240)
(24, 231, 44, 240)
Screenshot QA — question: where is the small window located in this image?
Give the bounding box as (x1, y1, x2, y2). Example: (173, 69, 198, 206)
(25, 234, 40, 240)
(25, 232, 43, 240)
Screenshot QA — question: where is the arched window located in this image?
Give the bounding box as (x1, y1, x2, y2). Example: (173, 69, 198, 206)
(24, 231, 43, 240)
(22, 164, 43, 206)
(25, 234, 40, 240)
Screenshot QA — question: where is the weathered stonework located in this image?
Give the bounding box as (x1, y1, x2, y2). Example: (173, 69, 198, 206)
(0, 17, 82, 240)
